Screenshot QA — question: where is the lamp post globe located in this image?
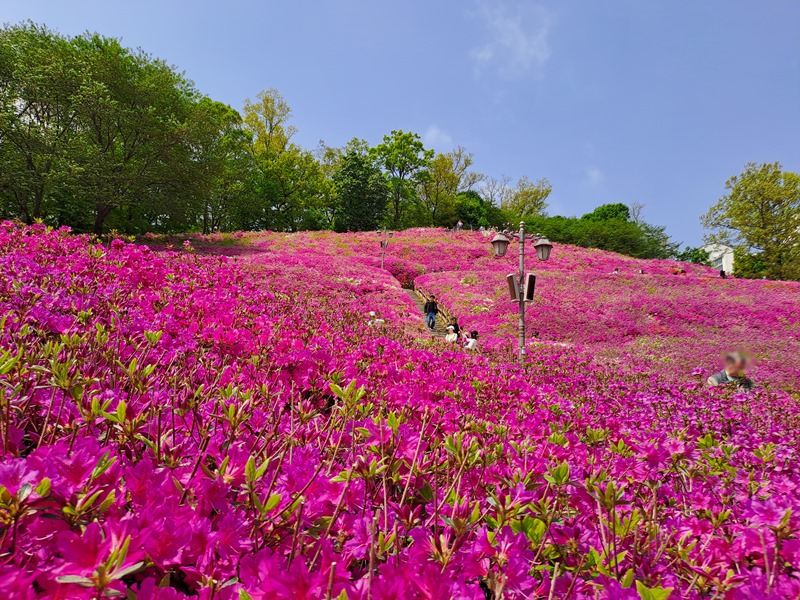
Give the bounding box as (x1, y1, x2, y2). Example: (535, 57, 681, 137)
(490, 233, 511, 257)
(533, 237, 553, 261)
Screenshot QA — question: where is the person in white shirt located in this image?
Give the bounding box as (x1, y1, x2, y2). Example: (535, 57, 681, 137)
(464, 330, 478, 350)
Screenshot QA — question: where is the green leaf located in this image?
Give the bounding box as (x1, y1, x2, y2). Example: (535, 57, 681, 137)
(111, 561, 144, 580)
(56, 575, 94, 586)
(80, 488, 104, 511)
(115, 535, 131, 569)
(116, 400, 127, 423)
(330, 470, 352, 483)
(220, 577, 238, 589)
(264, 493, 281, 512)
(621, 568, 635, 588)
(16, 483, 32, 502)
(245, 456, 256, 482)
(636, 581, 673, 600)
(419, 480, 433, 502)
(91, 452, 117, 480)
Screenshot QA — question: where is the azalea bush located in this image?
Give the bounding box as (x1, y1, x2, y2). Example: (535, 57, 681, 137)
(1, 223, 799, 599)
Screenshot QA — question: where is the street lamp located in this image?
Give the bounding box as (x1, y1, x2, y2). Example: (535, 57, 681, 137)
(377, 229, 393, 270)
(490, 222, 552, 361)
(491, 232, 511, 257)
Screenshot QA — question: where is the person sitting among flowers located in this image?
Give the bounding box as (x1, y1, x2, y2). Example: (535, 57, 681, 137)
(444, 316, 461, 343)
(464, 330, 479, 351)
(707, 352, 754, 391)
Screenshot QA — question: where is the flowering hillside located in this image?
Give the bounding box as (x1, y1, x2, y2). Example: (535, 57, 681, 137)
(1, 223, 799, 599)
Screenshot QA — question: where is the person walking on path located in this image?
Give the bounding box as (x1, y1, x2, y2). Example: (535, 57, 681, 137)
(423, 295, 439, 330)
(707, 352, 754, 391)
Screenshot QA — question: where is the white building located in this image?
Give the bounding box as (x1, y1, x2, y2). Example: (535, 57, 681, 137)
(703, 244, 735, 274)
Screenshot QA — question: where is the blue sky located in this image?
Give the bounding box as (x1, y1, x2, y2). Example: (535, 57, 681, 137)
(5, 1, 799, 245)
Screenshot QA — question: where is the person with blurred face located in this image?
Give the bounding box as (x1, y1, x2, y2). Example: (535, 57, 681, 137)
(423, 294, 439, 330)
(707, 352, 753, 391)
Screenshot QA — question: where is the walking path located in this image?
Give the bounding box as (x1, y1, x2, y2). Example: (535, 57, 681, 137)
(404, 288, 449, 339)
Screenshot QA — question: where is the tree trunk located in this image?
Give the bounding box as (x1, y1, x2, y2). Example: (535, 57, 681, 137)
(392, 188, 402, 229)
(93, 204, 113, 235)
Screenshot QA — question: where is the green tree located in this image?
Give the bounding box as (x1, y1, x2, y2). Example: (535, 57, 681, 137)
(370, 130, 433, 229)
(418, 153, 459, 226)
(242, 89, 295, 155)
(313, 141, 346, 229)
(0, 24, 245, 234)
(455, 190, 504, 228)
(332, 148, 388, 232)
(702, 162, 800, 280)
(638, 222, 679, 259)
(732, 246, 768, 279)
(190, 99, 254, 233)
(581, 203, 631, 222)
(501, 176, 551, 218)
(72, 33, 209, 234)
(519, 213, 677, 260)
(449, 146, 484, 192)
(0, 23, 82, 225)
(417, 147, 484, 226)
(676, 246, 711, 266)
(241, 89, 327, 231)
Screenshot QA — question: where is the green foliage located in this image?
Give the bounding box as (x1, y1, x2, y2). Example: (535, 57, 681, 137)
(733, 246, 768, 279)
(675, 246, 711, 266)
(0, 20, 685, 252)
(522, 214, 678, 260)
(455, 191, 505, 228)
(416, 147, 485, 227)
(240, 90, 330, 232)
(581, 203, 631, 222)
(702, 162, 800, 281)
(0, 23, 84, 225)
(0, 23, 237, 234)
(501, 176, 551, 218)
(332, 149, 389, 232)
(370, 130, 433, 229)
(416, 153, 457, 226)
(635, 581, 673, 600)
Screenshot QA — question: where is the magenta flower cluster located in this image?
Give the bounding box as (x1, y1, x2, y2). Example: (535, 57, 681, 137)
(1, 224, 799, 599)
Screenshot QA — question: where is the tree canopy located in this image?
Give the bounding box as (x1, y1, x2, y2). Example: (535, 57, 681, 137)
(0, 21, 726, 266)
(581, 203, 631, 222)
(0, 23, 225, 234)
(702, 162, 800, 280)
(332, 148, 388, 233)
(370, 130, 433, 229)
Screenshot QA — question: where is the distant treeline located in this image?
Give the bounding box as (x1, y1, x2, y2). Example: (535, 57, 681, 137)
(1, 22, 687, 260)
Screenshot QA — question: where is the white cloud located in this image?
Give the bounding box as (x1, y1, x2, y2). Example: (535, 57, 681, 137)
(470, 0, 553, 80)
(586, 167, 604, 186)
(423, 125, 453, 151)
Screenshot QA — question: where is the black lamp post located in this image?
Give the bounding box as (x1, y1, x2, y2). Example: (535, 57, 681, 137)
(490, 222, 552, 360)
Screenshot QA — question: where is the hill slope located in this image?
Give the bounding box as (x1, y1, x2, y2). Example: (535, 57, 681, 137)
(0, 224, 799, 599)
